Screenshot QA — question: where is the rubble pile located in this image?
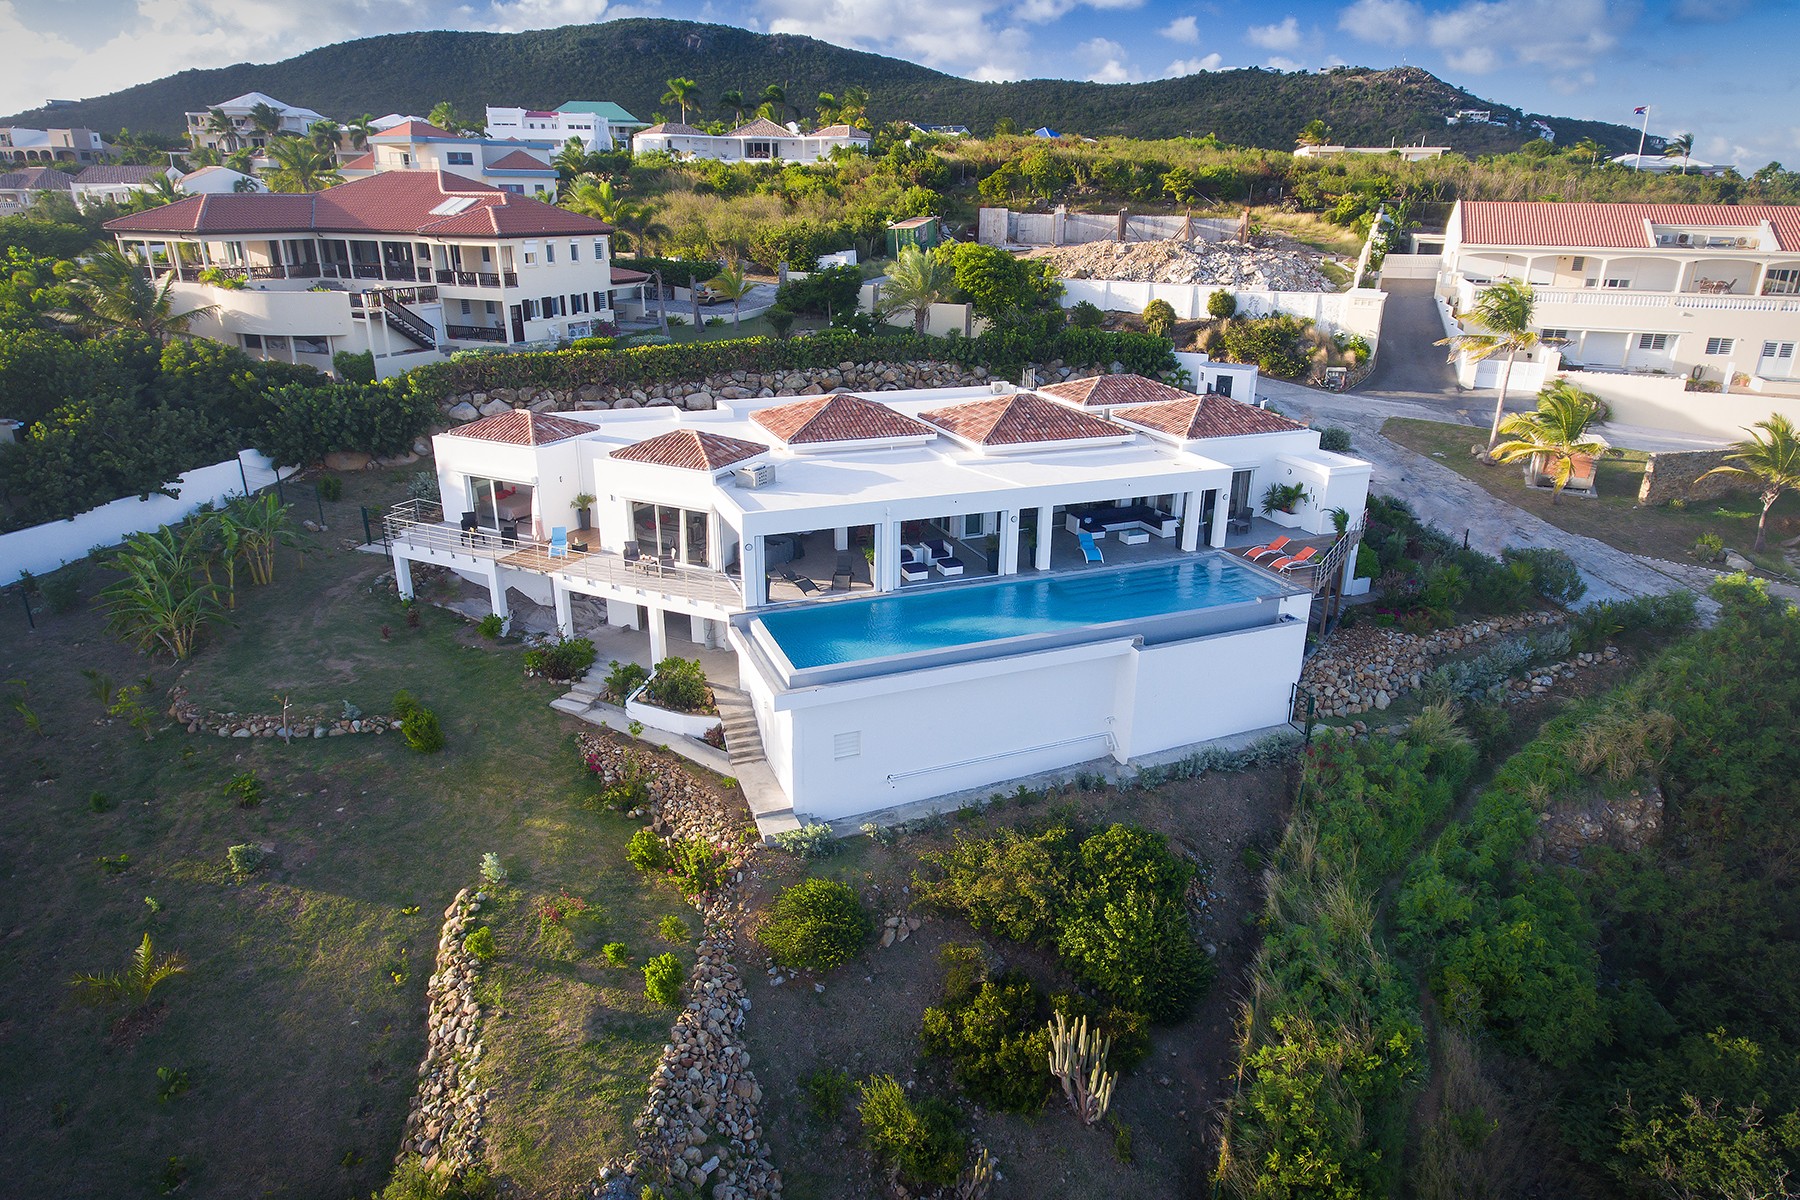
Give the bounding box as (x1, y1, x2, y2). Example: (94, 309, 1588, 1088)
(1037, 237, 1335, 292)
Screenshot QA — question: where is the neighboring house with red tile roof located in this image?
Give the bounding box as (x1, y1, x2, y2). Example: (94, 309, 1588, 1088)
(750, 394, 935, 448)
(1441, 200, 1800, 412)
(335, 122, 559, 198)
(102, 171, 627, 379)
(69, 164, 178, 210)
(633, 118, 871, 164)
(0, 165, 72, 216)
(920, 391, 1132, 451)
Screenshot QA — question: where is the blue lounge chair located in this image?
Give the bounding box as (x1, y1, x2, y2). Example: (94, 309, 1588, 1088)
(1077, 530, 1104, 564)
(548, 526, 568, 558)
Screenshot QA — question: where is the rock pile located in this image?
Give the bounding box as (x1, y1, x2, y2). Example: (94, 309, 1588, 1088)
(1036, 237, 1334, 292)
(579, 732, 743, 848)
(399, 887, 490, 1173)
(1300, 612, 1568, 716)
(167, 686, 401, 739)
(1537, 783, 1663, 862)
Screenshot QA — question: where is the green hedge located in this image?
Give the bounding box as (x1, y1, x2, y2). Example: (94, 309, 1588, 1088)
(401, 328, 1176, 405)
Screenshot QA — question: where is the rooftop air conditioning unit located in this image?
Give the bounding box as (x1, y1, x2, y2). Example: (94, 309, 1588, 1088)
(1676, 233, 1690, 245)
(990, 381, 1015, 396)
(736, 462, 775, 489)
(1737, 238, 1751, 247)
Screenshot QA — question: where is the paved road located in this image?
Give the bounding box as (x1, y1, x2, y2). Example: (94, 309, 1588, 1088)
(1361, 278, 1467, 407)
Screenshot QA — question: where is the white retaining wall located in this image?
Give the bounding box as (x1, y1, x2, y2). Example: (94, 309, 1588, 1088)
(978, 206, 1238, 247)
(0, 450, 294, 578)
(1062, 280, 1387, 348)
(1560, 370, 1800, 440)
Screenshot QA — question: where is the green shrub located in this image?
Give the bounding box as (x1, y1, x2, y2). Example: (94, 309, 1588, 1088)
(316, 474, 343, 502)
(463, 926, 496, 961)
(1068, 300, 1105, 328)
(479, 852, 507, 887)
(223, 771, 262, 808)
(920, 969, 1054, 1112)
(669, 838, 727, 896)
(390, 690, 418, 719)
(772, 822, 837, 858)
(757, 877, 872, 971)
(1217, 314, 1313, 378)
(476, 613, 504, 639)
(644, 656, 711, 713)
(1208, 289, 1238, 319)
(1318, 425, 1353, 453)
(601, 659, 649, 703)
(658, 914, 689, 943)
(857, 1075, 967, 1190)
(1501, 547, 1587, 606)
(226, 843, 267, 876)
(401, 706, 445, 753)
(1141, 298, 1177, 339)
(1354, 543, 1381, 580)
(601, 941, 630, 966)
(523, 636, 597, 681)
(626, 829, 670, 872)
(643, 951, 683, 1005)
(377, 1156, 496, 1200)
(803, 1067, 854, 1121)
(331, 349, 376, 385)
(41, 569, 84, 614)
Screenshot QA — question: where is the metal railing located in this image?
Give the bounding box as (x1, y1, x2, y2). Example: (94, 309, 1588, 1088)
(443, 323, 506, 342)
(434, 269, 518, 289)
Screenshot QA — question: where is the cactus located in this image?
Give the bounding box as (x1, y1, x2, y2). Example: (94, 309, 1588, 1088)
(955, 1146, 997, 1199)
(1047, 1012, 1117, 1126)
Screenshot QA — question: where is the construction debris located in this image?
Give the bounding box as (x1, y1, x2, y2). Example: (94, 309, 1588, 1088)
(1032, 237, 1336, 292)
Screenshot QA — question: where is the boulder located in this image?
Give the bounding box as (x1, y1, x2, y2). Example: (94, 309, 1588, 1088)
(478, 398, 513, 417)
(324, 450, 372, 472)
(446, 402, 479, 423)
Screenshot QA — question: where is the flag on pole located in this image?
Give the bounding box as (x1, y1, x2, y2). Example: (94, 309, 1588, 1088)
(1634, 106, 1647, 115)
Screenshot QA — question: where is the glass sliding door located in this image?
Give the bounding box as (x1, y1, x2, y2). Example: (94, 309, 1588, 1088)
(684, 509, 710, 566)
(630, 501, 711, 565)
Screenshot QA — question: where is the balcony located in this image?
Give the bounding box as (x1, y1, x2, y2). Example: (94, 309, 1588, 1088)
(444, 323, 507, 342)
(434, 269, 518, 289)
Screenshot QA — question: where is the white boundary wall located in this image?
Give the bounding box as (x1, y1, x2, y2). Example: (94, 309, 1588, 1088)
(1558, 370, 1800, 440)
(0, 450, 294, 578)
(1061, 280, 1388, 349)
(978, 206, 1238, 247)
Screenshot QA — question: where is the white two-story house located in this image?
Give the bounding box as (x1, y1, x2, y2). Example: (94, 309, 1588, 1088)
(103, 171, 624, 378)
(184, 92, 327, 152)
(386, 376, 1369, 825)
(484, 102, 647, 152)
(338, 121, 560, 198)
(1440, 201, 1800, 433)
(633, 118, 872, 163)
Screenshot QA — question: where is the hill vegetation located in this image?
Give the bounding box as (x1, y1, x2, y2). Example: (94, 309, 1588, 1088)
(6, 18, 1645, 155)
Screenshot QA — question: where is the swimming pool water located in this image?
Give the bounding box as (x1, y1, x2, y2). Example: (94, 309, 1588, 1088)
(757, 554, 1282, 669)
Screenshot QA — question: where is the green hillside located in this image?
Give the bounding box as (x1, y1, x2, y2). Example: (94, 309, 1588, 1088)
(3, 18, 1645, 155)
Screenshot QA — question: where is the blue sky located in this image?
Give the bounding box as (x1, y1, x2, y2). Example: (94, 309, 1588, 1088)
(3, 0, 1797, 167)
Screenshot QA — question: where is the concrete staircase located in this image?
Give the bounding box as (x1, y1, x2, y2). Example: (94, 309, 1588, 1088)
(549, 671, 606, 718)
(710, 684, 765, 768)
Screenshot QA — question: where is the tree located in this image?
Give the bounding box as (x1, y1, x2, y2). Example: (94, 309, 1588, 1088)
(561, 175, 665, 251)
(428, 101, 476, 136)
(878, 245, 955, 335)
(1436, 279, 1542, 454)
(1664, 131, 1696, 175)
(139, 174, 183, 208)
(553, 137, 596, 184)
(758, 83, 791, 123)
(246, 101, 284, 146)
(346, 113, 377, 150)
(661, 77, 698, 126)
(1700, 414, 1800, 551)
(704, 264, 756, 330)
(202, 107, 239, 152)
(1568, 137, 1605, 167)
(263, 137, 343, 193)
(308, 118, 343, 153)
(64, 246, 212, 342)
(69, 933, 188, 1015)
(1296, 119, 1331, 147)
(1489, 381, 1608, 503)
(224, 491, 299, 587)
(993, 116, 1017, 137)
(719, 90, 746, 125)
(1161, 166, 1199, 205)
(938, 242, 1061, 322)
(838, 85, 871, 130)
(816, 92, 840, 126)
(99, 522, 223, 660)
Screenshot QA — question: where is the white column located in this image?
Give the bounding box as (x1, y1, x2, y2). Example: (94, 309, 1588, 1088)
(486, 565, 510, 632)
(833, 526, 849, 552)
(997, 509, 1020, 576)
(606, 599, 639, 629)
(689, 613, 709, 645)
(875, 519, 902, 592)
(552, 579, 572, 637)
(1034, 505, 1054, 571)
(648, 606, 668, 664)
(743, 535, 767, 606)
(1208, 491, 1228, 549)
(394, 555, 415, 600)
(1181, 490, 1204, 552)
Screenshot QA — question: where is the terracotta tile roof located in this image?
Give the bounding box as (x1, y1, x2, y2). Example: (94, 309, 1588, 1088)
(1039, 374, 1194, 409)
(637, 122, 705, 136)
(611, 266, 651, 283)
(340, 152, 375, 170)
(1113, 395, 1306, 440)
(485, 149, 552, 170)
(728, 118, 792, 138)
(920, 391, 1128, 448)
(73, 165, 168, 186)
(809, 124, 870, 138)
(0, 166, 72, 191)
(610, 429, 768, 471)
(371, 120, 459, 141)
(1459, 201, 1800, 252)
(443, 410, 595, 446)
(751, 394, 934, 445)
(102, 171, 613, 238)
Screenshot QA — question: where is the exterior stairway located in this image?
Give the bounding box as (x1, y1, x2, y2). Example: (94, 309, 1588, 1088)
(709, 684, 799, 840)
(710, 684, 765, 768)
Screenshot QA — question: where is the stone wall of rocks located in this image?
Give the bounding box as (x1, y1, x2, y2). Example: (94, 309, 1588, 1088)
(1299, 612, 1564, 717)
(167, 685, 401, 740)
(1638, 447, 1741, 505)
(398, 887, 490, 1173)
(580, 732, 780, 1200)
(439, 358, 1111, 421)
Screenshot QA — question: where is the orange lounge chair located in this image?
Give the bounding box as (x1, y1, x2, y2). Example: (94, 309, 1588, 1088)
(1269, 546, 1318, 572)
(1244, 535, 1290, 562)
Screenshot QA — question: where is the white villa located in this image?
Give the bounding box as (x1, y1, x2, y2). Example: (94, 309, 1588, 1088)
(485, 102, 647, 152)
(103, 171, 627, 378)
(387, 375, 1370, 824)
(633, 118, 872, 163)
(0, 125, 110, 164)
(1294, 144, 1448, 162)
(1439, 200, 1800, 434)
(339, 121, 560, 197)
(184, 92, 327, 152)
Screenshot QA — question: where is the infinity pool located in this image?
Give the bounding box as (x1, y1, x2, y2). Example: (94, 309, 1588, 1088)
(756, 554, 1286, 671)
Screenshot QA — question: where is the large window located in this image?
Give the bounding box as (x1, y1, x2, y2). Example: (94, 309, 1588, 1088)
(631, 502, 710, 566)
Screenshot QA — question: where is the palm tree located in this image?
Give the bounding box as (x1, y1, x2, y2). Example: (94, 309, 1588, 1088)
(704, 265, 756, 330)
(99, 522, 223, 659)
(837, 86, 871, 130)
(64, 246, 213, 342)
(263, 137, 343, 193)
(141, 173, 183, 208)
(428, 101, 475, 136)
(878, 245, 955, 335)
(346, 113, 377, 150)
(1700, 414, 1800, 552)
(553, 137, 595, 184)
(758, 83, 791, 124)
(816, 92, 840, 126)
(246, 101, 285, 147)
(1568, 137, 1604, 167)
(661, 78, 698, 125)
(1663, 132, 1695, 174)
(226, 492, 298, 587)
(1490, 382, 1609, 503)
(1296, 119, 1330, 148)
(224, 148, 255, 174)
(69, 934, 188, 1014)
(1437, 279, 1543, 455)
(719, 90, 746, 125)
(562, 174, 628, 223)
(308, 118, 343, 153)
(203, 108, 239, 152)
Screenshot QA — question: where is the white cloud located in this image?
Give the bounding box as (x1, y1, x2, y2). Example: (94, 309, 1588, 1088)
(761, 0, 1034, 79)
(1159, 13, 1199, 41)
(1265, 54, 1307, 70)
(478, 0, 618, 33)
(1336, 0, 1420, 44)
(1425, 0, 1617, 74)
(1164, 53, 1223, 74)
(1079, 36, 1136, 83)
(1246, 14, 1301, 50)
(1012, 0, 1140, 23)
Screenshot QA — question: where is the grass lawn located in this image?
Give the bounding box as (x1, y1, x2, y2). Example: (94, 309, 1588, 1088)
(0, 465, 695, 1200)
(1381, 416, 1800, 572)
(1252, 208, 1367, 259)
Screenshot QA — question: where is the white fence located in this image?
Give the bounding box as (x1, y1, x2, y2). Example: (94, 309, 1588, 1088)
(1, 450, 295, 578)
(1060, 279, 1388, 347)
(978, 206, 1238, 247)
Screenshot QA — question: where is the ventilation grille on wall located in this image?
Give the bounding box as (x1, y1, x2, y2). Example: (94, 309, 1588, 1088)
(833, 731, 861, 760)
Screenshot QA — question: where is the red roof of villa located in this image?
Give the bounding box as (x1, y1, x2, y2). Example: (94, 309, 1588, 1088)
(728, 118, 792, 138)
(1039, 374, 1193, 409)
(637, 122, 705, 136)
(1458, 201, 1800, 251)
(809, 124, 870, 138)
(611, 266, 651, 283)
(340, 152, 376, 170)
(443, 410, 596, 446)
(751, 394, 933, 445)
(371, 120, 459, 140)
(1113, 395, 1306, 440)
(485, 149, 553, 170)
(103, 171, 613, 237)
(920, 391, 1127, 447)
(610, 429, 768, 471)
